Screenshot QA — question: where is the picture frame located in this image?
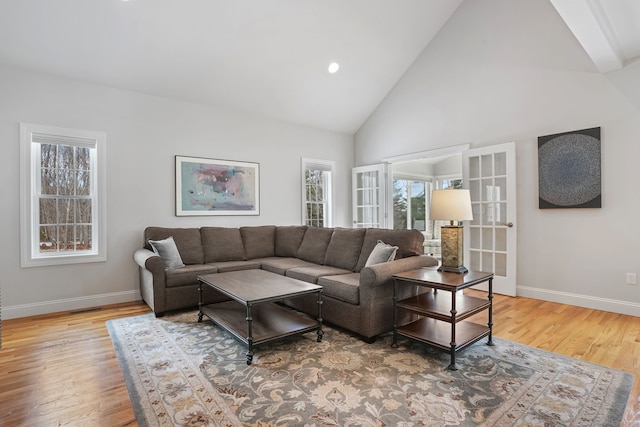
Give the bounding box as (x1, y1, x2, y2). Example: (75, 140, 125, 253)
(175, 155, 260, 216)
(538, 127, 601, 209)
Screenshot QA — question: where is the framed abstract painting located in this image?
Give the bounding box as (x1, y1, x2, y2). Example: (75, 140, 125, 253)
(175, 155, 260, 216)
(538, 127, 601, 209)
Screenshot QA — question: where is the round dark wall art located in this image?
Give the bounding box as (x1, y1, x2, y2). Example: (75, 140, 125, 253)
(538, 127, 601, 209)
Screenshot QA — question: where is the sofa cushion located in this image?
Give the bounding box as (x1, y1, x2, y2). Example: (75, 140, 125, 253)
(355, 228, 424, 272)
(144, 227, 204, 265)
(240, 226, 276, 259)
(323, 228, 366, 271)
(365, 240, 398, 266)
(258, 257, 318, 275)
(201, 227, 246, 262)
(318, 273, 360, 304)
(275, 226, 308, 257)
(165, 264, 219, 288)
(286, 265, 351, 284)
(296, 227, 334, 264)
(205, 260, 262, 273)
(148, 236, 185, 269)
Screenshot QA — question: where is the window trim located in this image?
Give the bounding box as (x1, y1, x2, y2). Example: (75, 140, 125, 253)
(20, 123, 107, 267)
(301, 158, 335, 227)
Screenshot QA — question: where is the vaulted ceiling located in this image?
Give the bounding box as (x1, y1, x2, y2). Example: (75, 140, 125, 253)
(0, 0, 638, 134)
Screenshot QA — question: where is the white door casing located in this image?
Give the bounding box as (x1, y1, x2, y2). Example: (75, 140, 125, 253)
(463, 142, 517, 296)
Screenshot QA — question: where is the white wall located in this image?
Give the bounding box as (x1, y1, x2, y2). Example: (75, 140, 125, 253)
(0, 64, 353, 319)
(355, 0, 640, 315)
(392, 161, 434, 178)
(433, 155, 461, 177)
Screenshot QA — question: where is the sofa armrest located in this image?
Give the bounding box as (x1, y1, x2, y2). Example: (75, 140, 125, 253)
(133, 248, 164, 272)
(133, 248, 168, 315)
(360, 255, 438, 288)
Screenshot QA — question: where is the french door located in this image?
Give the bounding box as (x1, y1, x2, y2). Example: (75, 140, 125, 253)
(352, 164, 390, 228)
(463, 142, 517, 296)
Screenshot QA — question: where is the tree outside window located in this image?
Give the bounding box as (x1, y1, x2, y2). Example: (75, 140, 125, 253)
(393, 179, 427, 231)
(39, 143, 93, 252)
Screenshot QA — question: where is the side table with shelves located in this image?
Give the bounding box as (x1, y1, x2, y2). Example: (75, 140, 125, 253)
(392, 268, 494, 370)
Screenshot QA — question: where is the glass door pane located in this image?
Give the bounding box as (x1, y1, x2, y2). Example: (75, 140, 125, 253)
(463, 142, 516, 296)
(353, 164, 388, 228)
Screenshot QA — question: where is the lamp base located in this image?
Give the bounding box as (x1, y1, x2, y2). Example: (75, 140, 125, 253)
(437, 265, 468, 274)
(439, 225, 468, 274)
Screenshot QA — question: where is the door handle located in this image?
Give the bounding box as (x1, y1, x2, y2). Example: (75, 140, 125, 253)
(499, 222, 514, 228)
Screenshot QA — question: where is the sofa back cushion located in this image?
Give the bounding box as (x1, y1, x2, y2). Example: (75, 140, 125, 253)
(144, 227, 203, 265)
(355, 228, 425, 271)
(240, 226, 276, 259)
(201, 227, 246, 262)
(296, 226, 334, 264)
(323, 228, 366, 271)
(275, 226, 307, 257)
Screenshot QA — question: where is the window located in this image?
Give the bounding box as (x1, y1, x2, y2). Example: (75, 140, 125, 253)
(437, 178, 463, 190)
(302, 158, 334, 227)
(393, 176, 463, 257)
(20, 123, 107, 267)
(393, 179, 429, 232)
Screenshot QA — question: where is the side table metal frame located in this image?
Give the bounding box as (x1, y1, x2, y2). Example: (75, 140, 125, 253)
(392, 269, 494, 370)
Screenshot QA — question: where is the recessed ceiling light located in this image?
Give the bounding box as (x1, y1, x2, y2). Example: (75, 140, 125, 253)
(328, 62, 340, 74)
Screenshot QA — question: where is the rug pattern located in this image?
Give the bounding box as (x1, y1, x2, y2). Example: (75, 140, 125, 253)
(107, 312, 632, 427)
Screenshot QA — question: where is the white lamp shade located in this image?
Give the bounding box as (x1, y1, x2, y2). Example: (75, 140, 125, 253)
(429, 189, 473, 221)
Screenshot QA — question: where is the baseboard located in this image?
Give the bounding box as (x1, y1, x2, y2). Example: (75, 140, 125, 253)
(6, 287, 636, 320)
(517, 285, 640, 317)
(2, 290, 141, 320)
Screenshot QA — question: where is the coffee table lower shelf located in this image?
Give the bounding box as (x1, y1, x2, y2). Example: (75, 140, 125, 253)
(200, 301, 320, 360)
(396, 317, 490, 353)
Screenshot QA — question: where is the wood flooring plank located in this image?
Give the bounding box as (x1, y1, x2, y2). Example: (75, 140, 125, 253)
(0, 301, 149, 427)
(0, 295, 638, 425)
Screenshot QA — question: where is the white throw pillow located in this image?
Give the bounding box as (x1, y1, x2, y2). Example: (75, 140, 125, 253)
(149, 236, 185, 269)
(365, 240, 399, 266)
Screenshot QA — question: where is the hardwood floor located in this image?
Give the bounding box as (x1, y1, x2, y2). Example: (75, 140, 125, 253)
(0, 294, 638, 426)
(0, 302, 151, 427)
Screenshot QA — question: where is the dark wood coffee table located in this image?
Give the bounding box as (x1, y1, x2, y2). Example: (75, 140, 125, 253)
(197, 269, 323, 364)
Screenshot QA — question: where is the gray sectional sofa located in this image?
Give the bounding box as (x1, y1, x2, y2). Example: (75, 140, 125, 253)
(133, 225, 438, 341)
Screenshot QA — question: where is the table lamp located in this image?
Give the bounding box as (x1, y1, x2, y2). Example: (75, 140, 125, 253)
(429, 189, 473, 273)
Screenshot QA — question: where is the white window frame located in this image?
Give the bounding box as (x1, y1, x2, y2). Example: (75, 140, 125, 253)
(301, 158, 334, 227)
(20, 123, 107, 267)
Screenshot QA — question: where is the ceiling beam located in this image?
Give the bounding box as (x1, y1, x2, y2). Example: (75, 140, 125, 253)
(550, 0, 624, 73)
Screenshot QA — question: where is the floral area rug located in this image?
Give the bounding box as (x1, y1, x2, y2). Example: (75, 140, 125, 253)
(107, 311, 633, 427)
